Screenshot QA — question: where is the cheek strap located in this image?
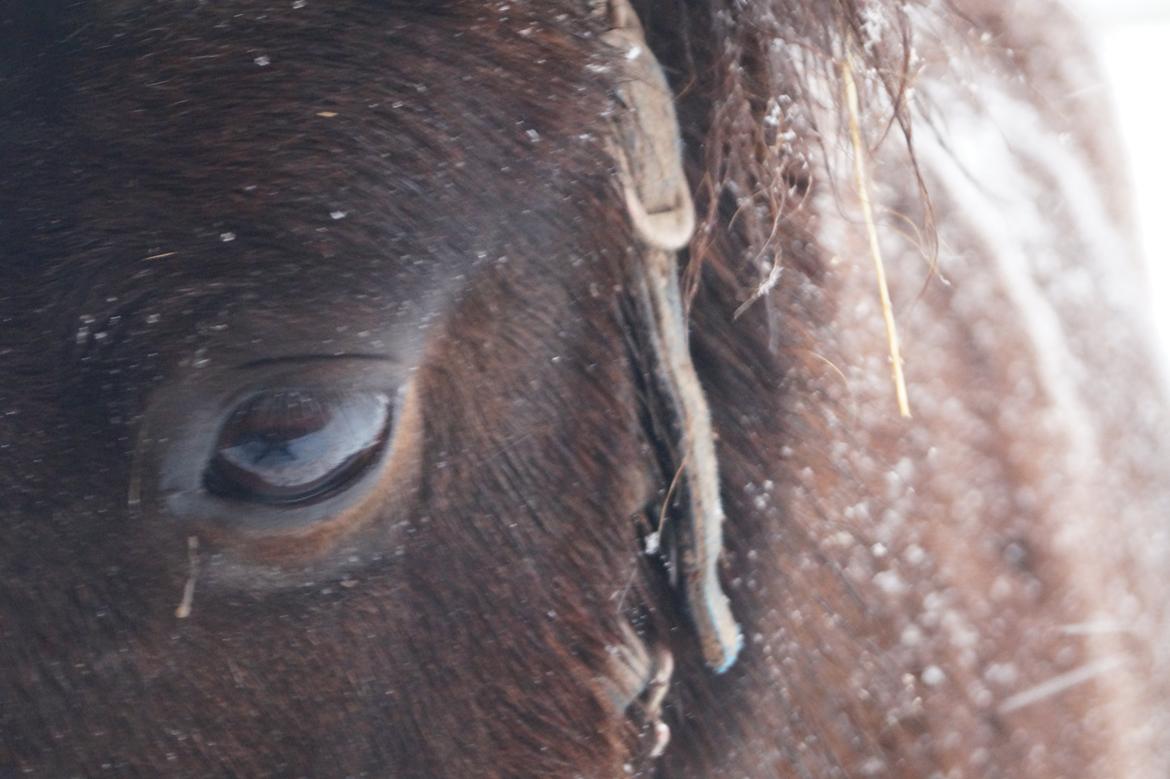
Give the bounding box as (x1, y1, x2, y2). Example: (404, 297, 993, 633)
(602, 0, 742, 674)
(635, 248, 743, 674)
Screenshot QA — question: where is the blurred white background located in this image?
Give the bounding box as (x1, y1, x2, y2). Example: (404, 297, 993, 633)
(1071, 0, 1170, 366)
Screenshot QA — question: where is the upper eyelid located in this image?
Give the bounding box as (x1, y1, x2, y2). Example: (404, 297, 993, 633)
(232, 353, 398, 371)
(203, 356, 406, 408)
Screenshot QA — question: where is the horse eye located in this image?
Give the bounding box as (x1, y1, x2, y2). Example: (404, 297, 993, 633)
(203, 389, 393, 506)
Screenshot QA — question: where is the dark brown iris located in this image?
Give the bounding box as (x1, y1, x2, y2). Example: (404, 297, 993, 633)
(203, 389, 392, 506)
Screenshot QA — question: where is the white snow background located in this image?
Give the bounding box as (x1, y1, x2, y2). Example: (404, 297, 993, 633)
(1070, 0, 1170, 368)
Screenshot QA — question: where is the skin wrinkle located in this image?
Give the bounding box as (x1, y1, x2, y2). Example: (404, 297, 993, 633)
(2, 1, 1169, 778)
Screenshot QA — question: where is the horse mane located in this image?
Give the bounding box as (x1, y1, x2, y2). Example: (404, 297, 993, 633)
(633, 0, 933, 300)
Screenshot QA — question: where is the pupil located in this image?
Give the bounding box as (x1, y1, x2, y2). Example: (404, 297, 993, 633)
(232, 436, 300, 469)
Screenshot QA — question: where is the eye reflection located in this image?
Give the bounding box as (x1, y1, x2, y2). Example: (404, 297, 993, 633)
(203, 389, 392, 506)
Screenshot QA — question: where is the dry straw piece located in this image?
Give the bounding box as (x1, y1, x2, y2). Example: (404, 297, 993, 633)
(840, 49, 912, 418)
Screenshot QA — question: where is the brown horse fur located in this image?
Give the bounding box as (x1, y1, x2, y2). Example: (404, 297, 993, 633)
(2, 1, 1168, 777)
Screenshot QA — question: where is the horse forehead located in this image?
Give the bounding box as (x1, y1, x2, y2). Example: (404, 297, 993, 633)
(0, 13, 615, 355)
